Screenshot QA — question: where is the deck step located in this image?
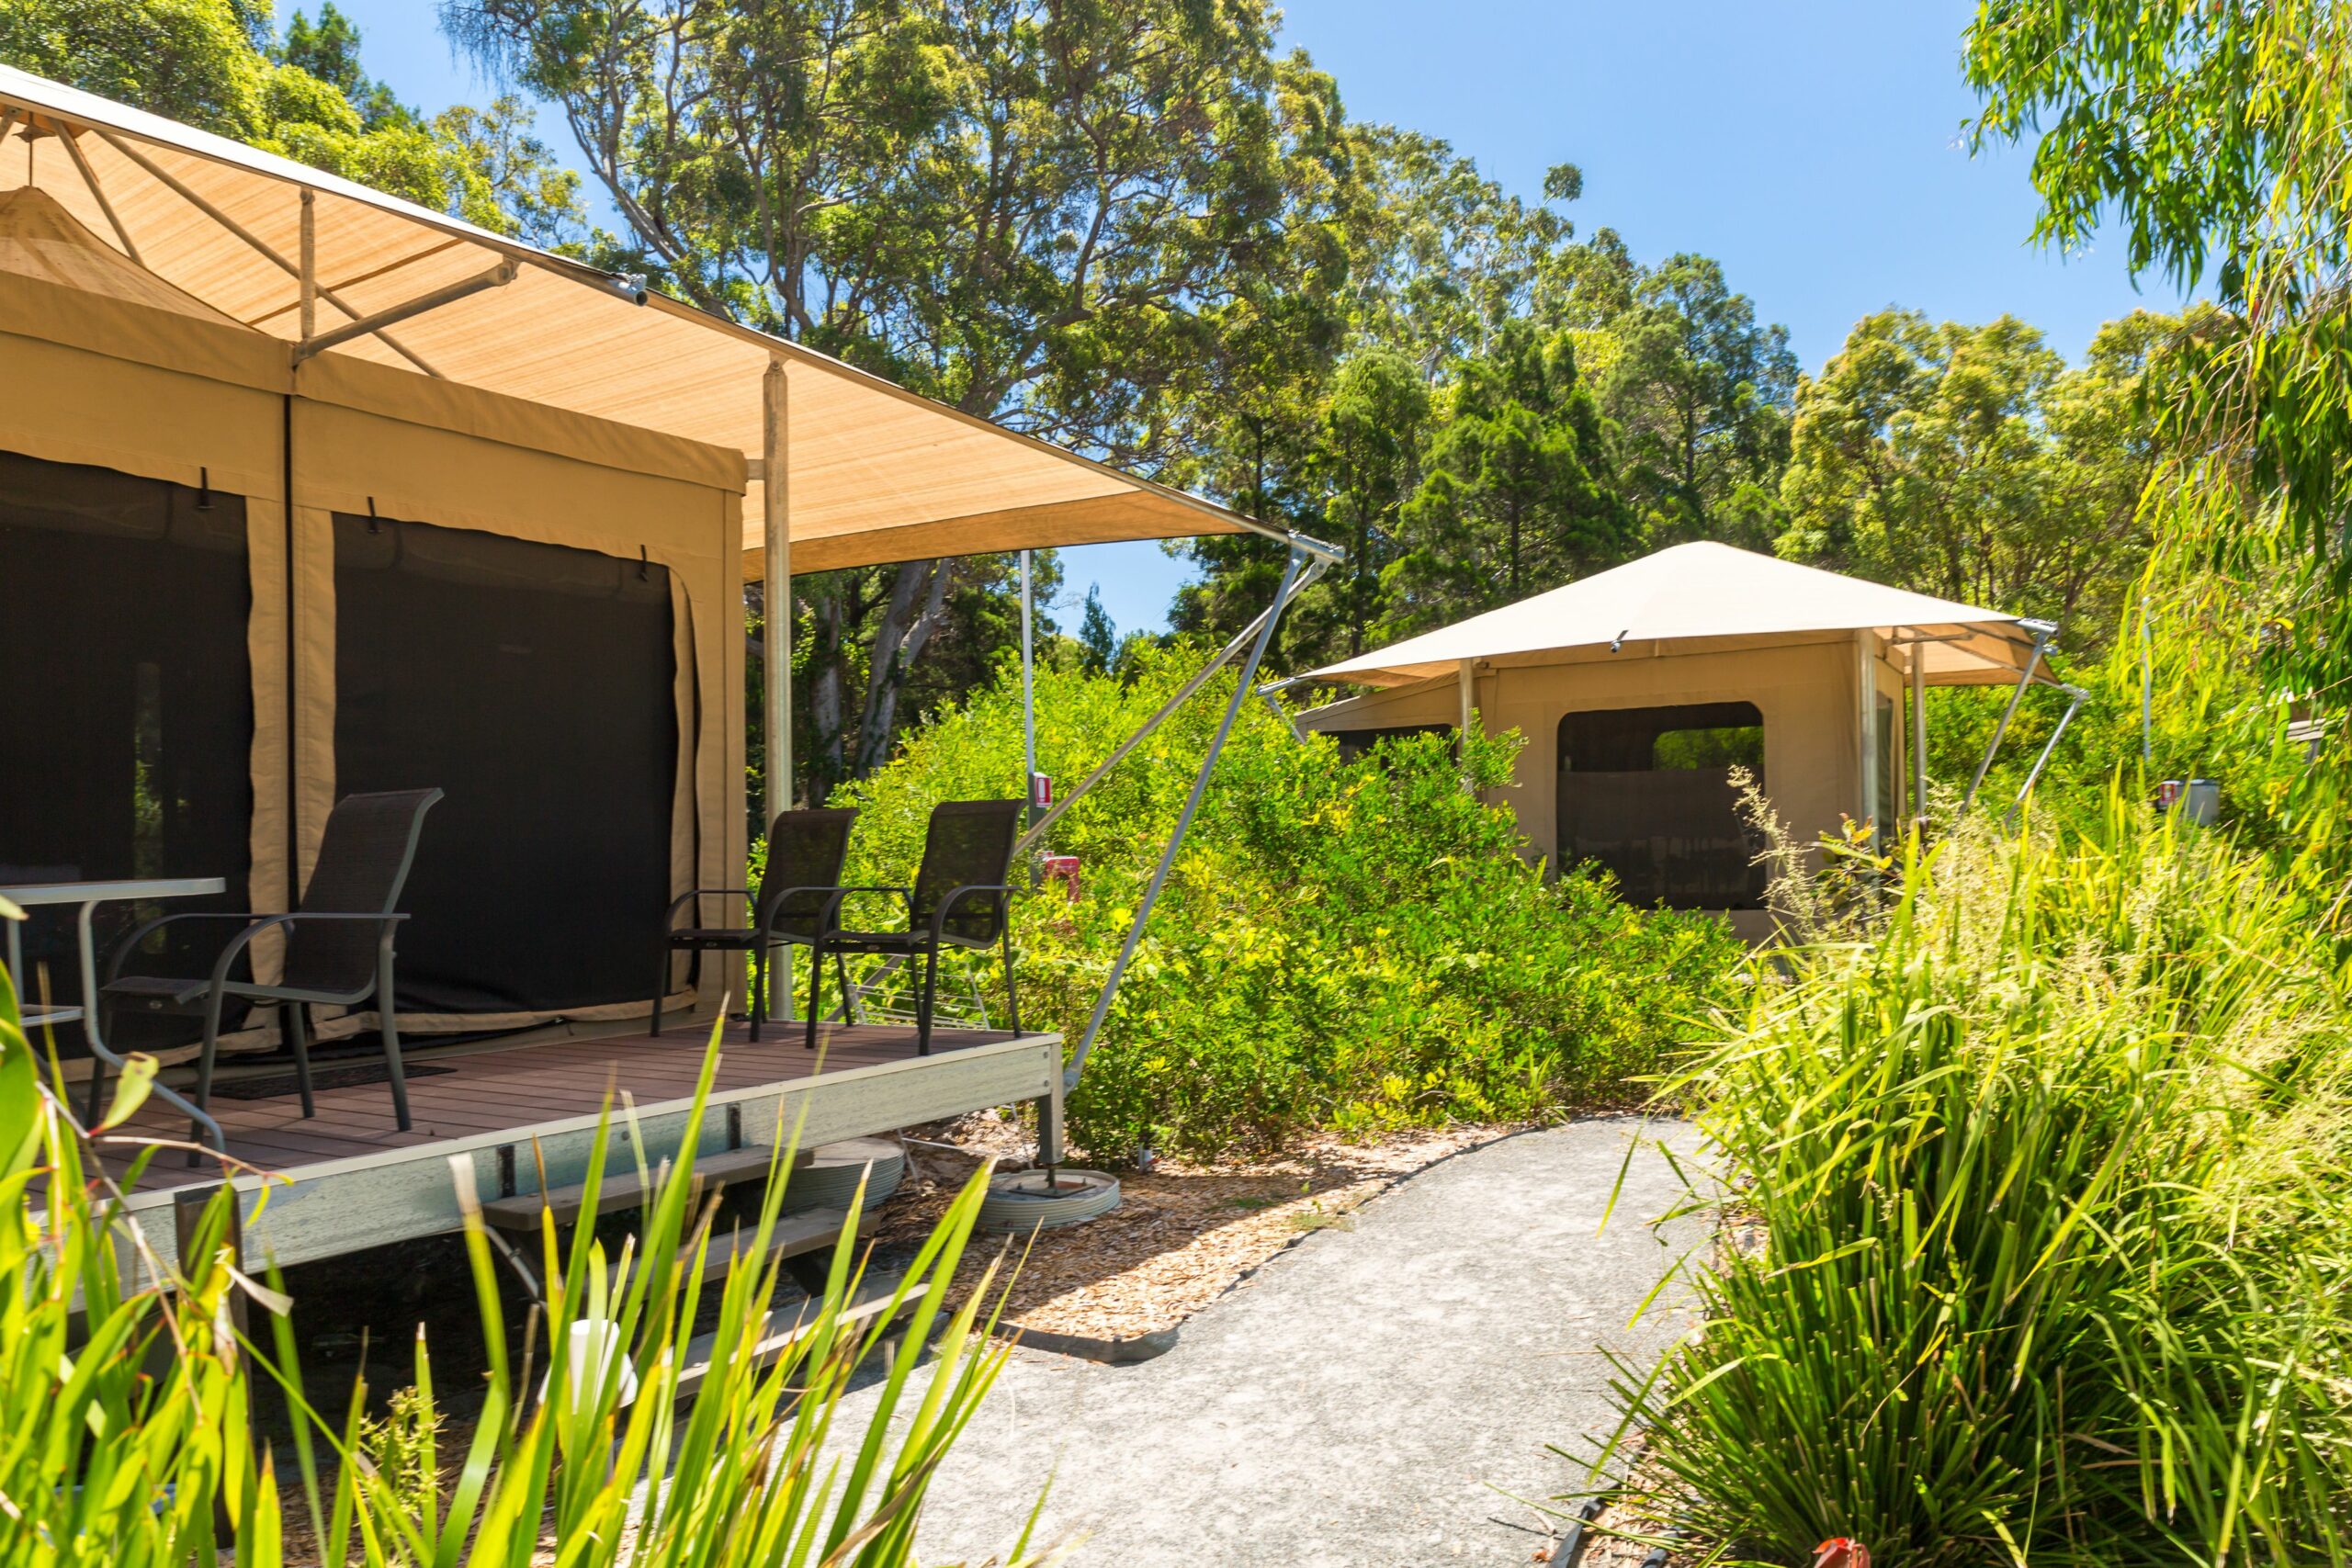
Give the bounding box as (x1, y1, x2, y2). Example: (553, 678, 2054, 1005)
(673, 1280, 932, 1399)
(481, 1144, 781, 1233)
(614, 1206, 849, 1294)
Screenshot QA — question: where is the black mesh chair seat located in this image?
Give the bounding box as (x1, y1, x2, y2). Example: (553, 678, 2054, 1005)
(651, 807, 855, 1041)
(801, 799, 1025, 1056)
(103, 972, 361, 1010)
(95, 788, 442, 1151)
(670, 926, 760, 947)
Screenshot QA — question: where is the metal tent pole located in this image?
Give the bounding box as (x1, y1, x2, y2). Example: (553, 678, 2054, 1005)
(1962, 618, 2057, 812)
(1053, 543, 1312, 1123)
(1011, 548, 1333, 863)
(2006, 684, 2089, 829)
(1021, 548, 1038, 826)
(1911, 638, 1928, 828)
(763, 356, 791, 820)
(763, 357, 794, 1020)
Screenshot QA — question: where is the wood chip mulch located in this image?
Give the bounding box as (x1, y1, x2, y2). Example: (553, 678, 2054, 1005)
(867, 1112, 1523, 1342)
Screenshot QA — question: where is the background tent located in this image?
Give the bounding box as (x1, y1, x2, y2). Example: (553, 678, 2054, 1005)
(1297, 543, 2041, 939)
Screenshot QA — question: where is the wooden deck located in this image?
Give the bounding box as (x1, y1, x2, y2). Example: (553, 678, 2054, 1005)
(100, 1017, 1064, 1269)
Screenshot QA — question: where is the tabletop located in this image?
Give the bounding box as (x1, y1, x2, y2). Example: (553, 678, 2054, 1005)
(0, 876, 228, 907)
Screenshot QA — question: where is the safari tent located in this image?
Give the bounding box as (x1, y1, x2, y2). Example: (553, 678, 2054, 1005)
(1295, 543, 2044, 940)
(0, 62, 1281, 1058)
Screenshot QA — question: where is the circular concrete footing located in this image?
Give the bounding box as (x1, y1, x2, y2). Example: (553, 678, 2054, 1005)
(783, 1136, 904, 1213)
(978, 1168, 1121, 1232)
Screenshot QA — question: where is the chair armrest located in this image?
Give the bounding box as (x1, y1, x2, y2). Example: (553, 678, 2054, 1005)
(665, 886, 756, 927)
(753, 884, 855, 938)
(106, 910, 277, 986)
(818, 885, 915, 930)
(930, 884, 1015, 942)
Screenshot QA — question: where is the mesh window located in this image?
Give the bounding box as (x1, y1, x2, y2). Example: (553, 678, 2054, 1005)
(0, 450, 252, 1049)
(1557, 702, 1766, 909)
(334, 514, 677, 1014)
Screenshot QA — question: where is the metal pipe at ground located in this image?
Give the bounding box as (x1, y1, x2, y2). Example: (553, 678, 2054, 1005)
(2004, 682, 2089, 829)
(1061, 545, 1310, 1091)
(1012, 549, 1330, 863)
(1962, 618, 2057, 811)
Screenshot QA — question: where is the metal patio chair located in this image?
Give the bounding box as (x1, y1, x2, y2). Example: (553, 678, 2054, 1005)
(799, 798, 1023, 1056)
(652, 806, 858, 1042)
(95, 787, 443, 1149)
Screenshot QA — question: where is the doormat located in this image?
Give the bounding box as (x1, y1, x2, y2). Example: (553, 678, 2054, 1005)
(211, 1062, 457, 1100)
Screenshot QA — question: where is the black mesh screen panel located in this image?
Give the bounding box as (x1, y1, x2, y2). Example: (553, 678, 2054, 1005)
(1557, 702, 1767, 909)
(0, 450, 252, 1051)
(334, 514, 677, 1013)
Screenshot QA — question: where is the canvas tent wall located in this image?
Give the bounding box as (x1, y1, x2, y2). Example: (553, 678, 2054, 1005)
(1296, 543, 2038, 940)
(0, 186, 744, 1058)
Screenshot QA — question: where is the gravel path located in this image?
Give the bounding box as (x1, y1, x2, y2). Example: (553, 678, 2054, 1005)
(847, 1116, 1702, 1567)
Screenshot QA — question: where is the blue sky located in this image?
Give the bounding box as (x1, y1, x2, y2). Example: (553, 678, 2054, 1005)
(335, 0, 2175, 636)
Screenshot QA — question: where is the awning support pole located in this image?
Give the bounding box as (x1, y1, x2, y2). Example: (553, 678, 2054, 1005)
(1961, 619, 2057, 812)
(291, 259, 514, 362)
(1910, 638, 1928, 829)
(2005, 683, 2088, 830)
(763, 357, 791, 820)
(762, 357, 792, 1020)
(298, 188, 315, 340)
(61, 129, 140, 264)
(1012, 548, 1332, 863)
(1020, 548, 1038, 828)
(1057, 544, 1310, 1109)
(96, 127, 445, 378)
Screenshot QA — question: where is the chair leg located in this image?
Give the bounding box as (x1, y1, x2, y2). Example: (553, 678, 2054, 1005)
(750, 945, 765, 1043)
(286, 1001, 315, 1119)
(916, 946, 938, 1056)
(187, 990, 226, 1167)
(1001, 924, 1022, 1038)
(650, 942, 670, 1039)
(804, 942, 824, 1051)
(377, 946, 411, 1134)
(833, 952, 854, 1026)
(84, 1004, 112, 1129)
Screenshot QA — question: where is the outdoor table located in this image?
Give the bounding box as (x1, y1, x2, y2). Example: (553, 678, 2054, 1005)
(1, 876, 229, 1145)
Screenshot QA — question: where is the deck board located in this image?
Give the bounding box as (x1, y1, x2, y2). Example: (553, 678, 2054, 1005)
(102, 1020, 1016, 1196)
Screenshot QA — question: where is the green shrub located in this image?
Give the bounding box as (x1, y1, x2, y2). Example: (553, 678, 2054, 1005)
(1602, 795, 2352, 1566)
(824, 644, 1742, 1160)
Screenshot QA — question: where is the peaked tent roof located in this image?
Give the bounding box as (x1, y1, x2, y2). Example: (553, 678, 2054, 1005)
(1306, 542, 2045, 688)
(0, 64, 1275, 576)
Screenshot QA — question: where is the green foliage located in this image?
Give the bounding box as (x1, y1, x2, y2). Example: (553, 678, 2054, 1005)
(826, 644, 1741, 1159)
(0, 958, 1025, 1565)
(1385, 319, 1634, 635)
(0, 0, 586, 244)
(1965, 0, 2352, 728)
(1778, 307, 2204, 646)
(1604, 803, 2352, 1565)
(1597, 252, 1796, 548)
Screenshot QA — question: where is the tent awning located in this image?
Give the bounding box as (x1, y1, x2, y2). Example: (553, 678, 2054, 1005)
(1305, 542, 2049, 689)
(0, 64, 1272, 575)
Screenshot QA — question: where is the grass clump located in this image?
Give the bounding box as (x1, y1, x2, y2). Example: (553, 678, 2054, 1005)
(1602, 795, 2352, 1565)
(825, 643, 1741, 1160)
(0, 955, 1033, 1567)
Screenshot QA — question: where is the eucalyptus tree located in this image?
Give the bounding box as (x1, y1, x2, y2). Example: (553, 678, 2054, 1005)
(1598, 252, 1796, 547)
(442, 0, 1350, 792)
(1384, 320, 1632, 636)
(1965, 0, 2352, 701)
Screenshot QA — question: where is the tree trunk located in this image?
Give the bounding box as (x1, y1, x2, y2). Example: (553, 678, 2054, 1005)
(849, 558, 956, 779)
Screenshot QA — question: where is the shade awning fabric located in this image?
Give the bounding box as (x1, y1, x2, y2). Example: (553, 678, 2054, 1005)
(0, 63, 1265, 576)
(1306, 542, 2046, 688)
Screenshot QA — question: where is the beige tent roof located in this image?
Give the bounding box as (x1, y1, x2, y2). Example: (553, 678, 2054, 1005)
(0, 63, 1272, 575)
(1307, 542, 2046, 687)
